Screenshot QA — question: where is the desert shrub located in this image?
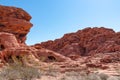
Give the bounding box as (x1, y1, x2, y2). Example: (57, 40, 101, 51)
(59, 71, 102, 80)
(59, 71, 120, 80)
(0, 64, 41, 80)
(87, 73, 101, 80)
(42, 64, 59, 77)
(107, 76, 120, 80)
(98, 73, 109, 80)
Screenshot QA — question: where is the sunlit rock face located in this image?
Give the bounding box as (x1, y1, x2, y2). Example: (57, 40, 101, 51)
(0, 5, 33, 44)
(0, 32, 20, 49)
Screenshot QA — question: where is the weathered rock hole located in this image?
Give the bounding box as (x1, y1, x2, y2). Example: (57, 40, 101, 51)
(16, 56, 22, 60)
(47, 56, 56, 61)
(0, 44, 5, 51)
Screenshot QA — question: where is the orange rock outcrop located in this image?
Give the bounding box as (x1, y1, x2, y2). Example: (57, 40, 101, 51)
(0, 5, 69, 66)
(0, 5, 32, 44)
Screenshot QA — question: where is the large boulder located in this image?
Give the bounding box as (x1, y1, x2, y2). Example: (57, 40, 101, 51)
(0, 32, 20, 50)
(0, 5, 33, 44)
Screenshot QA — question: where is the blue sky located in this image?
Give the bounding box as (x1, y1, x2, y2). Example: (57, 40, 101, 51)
(0, 0, 120, 45)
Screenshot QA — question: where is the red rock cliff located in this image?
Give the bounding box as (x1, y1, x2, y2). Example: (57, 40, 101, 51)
(35, 27, 120, 56)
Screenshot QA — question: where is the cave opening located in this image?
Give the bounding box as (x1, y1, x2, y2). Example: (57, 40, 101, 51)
(47, 56, 56, 61)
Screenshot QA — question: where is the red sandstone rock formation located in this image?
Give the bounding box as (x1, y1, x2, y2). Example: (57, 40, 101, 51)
(0, 5, 32, 44)
(0, 32, 20, 49)
(0, 32, 31, 64)
(0, 32, 69, 65)
(0, 5, 70, 66)
(0, 5, 120, 76)
(33, 48, 71, 62)
(0, 5, 33, 64)
(100, 52, 120, 63)
(36, 27, 120, 57)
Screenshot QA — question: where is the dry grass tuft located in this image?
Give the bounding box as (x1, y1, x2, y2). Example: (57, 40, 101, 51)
(0, 63, 41, 80)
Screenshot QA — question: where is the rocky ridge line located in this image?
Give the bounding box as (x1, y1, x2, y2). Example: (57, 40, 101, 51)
(36, 27, 120, 58)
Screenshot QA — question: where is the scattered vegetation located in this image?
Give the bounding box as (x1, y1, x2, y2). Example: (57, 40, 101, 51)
(0, 64, 41, 80)
(0, 63, 120, 80)
(58, 72, 120, 80)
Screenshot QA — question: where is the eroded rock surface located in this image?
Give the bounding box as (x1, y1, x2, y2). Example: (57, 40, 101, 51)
(37, 27, 120, 57)
(0, 5, 32, 44)
(0, 32, 20, 49)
